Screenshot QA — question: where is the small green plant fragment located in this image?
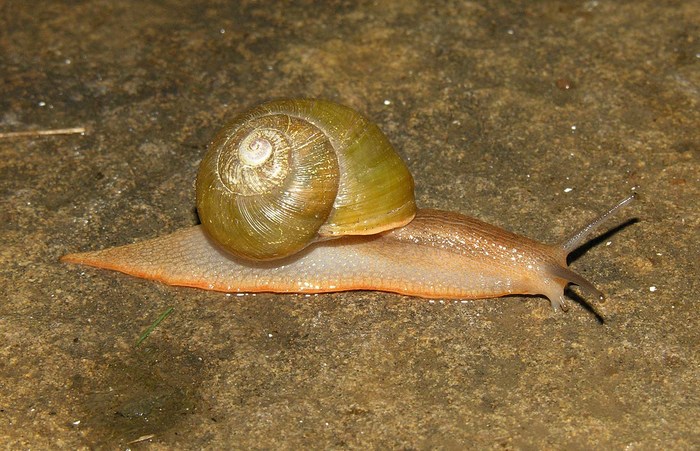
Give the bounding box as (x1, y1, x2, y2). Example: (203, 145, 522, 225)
(135, 307, 174, 347)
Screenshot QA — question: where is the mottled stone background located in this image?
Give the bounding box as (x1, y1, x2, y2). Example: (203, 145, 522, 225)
(1, 1, 698, 448)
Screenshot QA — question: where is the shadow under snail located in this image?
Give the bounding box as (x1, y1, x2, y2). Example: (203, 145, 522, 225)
(62, 99, 635, 312)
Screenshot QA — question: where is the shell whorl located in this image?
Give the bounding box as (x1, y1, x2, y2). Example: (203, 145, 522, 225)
(196, 99, 416, 261)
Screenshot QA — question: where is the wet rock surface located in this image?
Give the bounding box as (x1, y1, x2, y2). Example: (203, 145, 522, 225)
(1, 1, 698, 448)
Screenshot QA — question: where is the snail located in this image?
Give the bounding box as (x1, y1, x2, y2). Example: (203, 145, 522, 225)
(61, 99, 635, 312)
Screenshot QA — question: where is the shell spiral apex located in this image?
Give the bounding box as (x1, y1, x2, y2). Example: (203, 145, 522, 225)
(195, 99, 417, 261)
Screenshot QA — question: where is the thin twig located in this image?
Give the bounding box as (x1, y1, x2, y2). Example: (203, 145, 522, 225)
(127, 434, 155, 444)
(0, 127, 86, 139)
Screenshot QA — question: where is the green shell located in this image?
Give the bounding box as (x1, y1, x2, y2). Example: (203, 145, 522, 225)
(196, 99, 416, 261)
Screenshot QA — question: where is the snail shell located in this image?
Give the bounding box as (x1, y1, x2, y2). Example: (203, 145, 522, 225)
(196, 99, 416, 261)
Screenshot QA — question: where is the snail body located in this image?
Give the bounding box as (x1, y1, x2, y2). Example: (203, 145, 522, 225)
(62, 99, 634, 312)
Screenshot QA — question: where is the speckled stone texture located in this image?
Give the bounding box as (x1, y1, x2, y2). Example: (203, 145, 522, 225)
(1, 1, 698, 448)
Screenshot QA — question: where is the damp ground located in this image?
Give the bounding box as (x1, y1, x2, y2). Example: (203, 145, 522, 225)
(1, 1, 698, 448)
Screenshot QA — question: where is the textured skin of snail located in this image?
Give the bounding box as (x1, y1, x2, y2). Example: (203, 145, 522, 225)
(61, 99, 634, 312)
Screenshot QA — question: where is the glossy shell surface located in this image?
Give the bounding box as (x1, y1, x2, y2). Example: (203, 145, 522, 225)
(196, 99, 416, 260)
